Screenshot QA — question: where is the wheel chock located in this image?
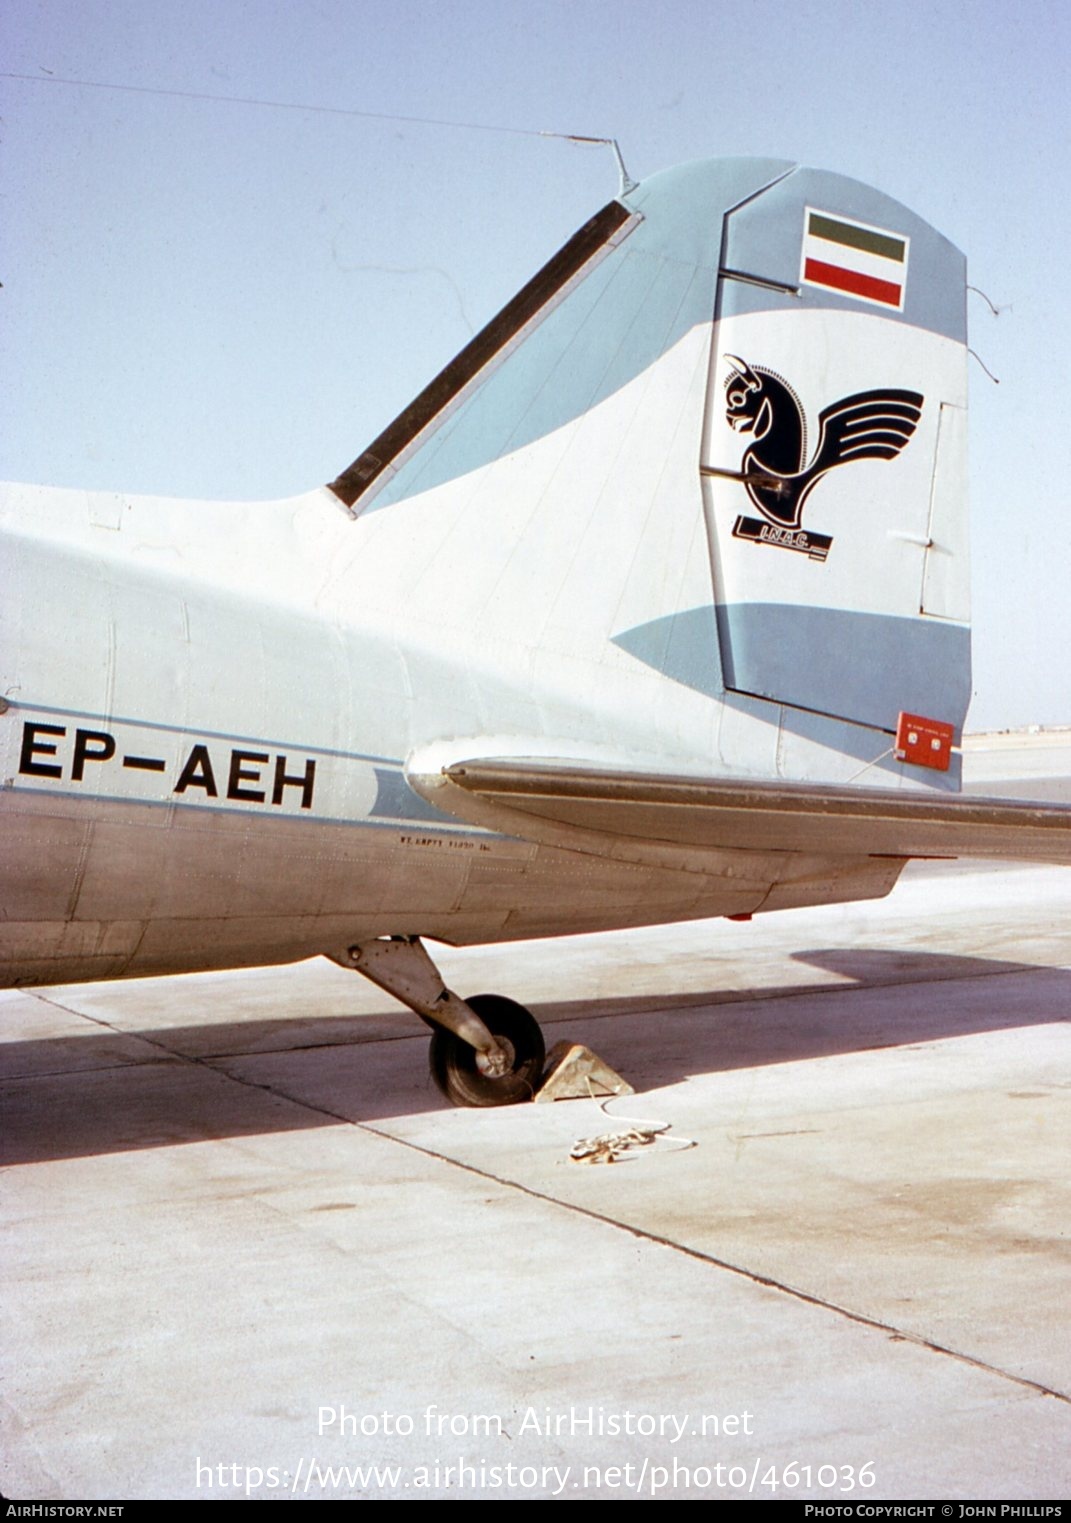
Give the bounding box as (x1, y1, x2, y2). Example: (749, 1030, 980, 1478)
(534, 1041, 634, 1103)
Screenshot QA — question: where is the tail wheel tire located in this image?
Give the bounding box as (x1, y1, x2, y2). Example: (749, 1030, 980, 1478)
(429, 994, 545, 1107)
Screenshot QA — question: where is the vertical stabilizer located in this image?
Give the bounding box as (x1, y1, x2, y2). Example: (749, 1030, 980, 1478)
(324, 159, 970, 784)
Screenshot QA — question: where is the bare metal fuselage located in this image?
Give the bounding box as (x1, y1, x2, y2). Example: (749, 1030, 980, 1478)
(0, 479, 902, 988)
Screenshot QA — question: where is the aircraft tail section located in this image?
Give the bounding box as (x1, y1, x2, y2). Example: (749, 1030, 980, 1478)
(326, 158, 971, 790)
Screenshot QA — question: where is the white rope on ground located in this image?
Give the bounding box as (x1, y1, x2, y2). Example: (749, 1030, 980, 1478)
(569, 1084, 696, 1164)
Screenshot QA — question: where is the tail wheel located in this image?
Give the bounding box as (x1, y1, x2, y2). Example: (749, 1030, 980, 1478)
(429, 993, 545, 1107)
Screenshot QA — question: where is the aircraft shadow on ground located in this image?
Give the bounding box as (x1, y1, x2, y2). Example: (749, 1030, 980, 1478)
(3, 947, 1068, 1163)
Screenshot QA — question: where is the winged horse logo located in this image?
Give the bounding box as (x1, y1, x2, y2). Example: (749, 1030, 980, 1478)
(724, 356, 924, 529)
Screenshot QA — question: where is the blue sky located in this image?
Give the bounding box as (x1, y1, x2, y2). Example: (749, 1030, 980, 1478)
(3, 0, 1069, 729)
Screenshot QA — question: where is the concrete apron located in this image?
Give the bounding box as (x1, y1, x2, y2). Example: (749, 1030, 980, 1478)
(3, 847, 1069, 1500)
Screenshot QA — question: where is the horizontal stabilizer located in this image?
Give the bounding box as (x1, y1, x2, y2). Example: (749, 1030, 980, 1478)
(409, 756, 1071, 867)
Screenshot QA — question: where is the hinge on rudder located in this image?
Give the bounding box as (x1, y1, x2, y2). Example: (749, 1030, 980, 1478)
(895, 711, 955, 772)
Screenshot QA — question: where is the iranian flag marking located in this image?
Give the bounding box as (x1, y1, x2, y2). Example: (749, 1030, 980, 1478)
(801, 208, 909, 310)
